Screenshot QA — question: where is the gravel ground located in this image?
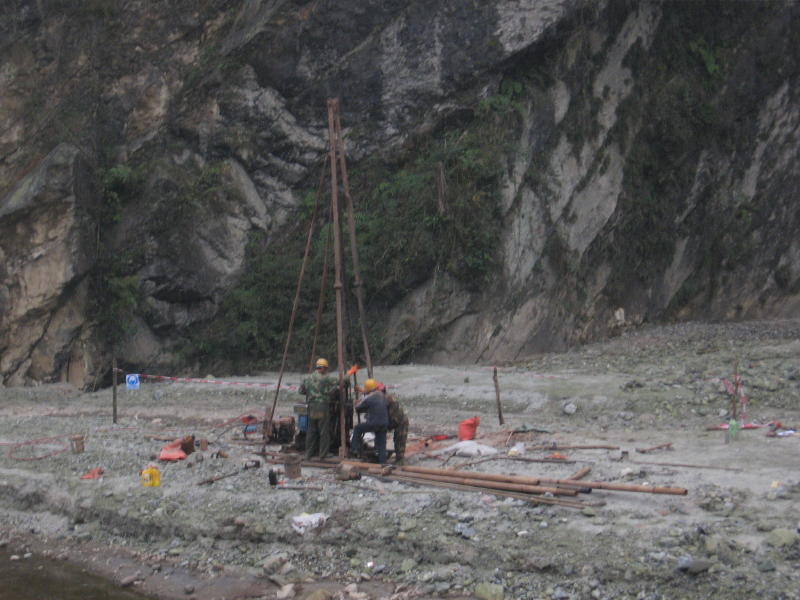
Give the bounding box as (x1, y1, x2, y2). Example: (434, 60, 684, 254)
(1, 319, 799, 600)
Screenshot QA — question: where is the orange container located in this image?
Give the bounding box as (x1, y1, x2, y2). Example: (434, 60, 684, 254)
(458, 416, 480, 441)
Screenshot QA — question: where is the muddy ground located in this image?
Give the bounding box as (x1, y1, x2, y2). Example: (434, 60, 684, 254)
(1, 319, 799, 600)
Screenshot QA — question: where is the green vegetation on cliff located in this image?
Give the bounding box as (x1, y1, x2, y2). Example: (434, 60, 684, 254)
(192, 87, 521, 371)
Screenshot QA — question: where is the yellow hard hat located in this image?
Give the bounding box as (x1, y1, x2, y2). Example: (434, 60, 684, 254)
(363, 378, 378, 393)
(315, 358, 329, 369)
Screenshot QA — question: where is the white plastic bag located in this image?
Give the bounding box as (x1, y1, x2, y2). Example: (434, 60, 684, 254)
(434, 440, 498, 457)
(508, 442, 526, 456)
(291, 512, 328, 534)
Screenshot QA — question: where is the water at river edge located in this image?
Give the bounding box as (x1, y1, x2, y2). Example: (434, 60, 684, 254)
(0, 549, 151, 600)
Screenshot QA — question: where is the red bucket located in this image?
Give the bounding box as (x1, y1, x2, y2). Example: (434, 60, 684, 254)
(458, 416, 480, 441)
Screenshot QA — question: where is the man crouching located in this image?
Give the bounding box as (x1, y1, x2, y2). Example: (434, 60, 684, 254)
(350, 378, 388, 464)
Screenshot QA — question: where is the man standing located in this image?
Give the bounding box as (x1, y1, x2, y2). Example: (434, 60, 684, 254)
(300, 358, 336, 460)
(350, 378, 388, 464)
(379, 382, 409, 464)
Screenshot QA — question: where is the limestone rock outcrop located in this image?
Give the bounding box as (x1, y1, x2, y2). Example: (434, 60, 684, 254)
(1, 0, 799, 385)
(0, 144, 95, 386)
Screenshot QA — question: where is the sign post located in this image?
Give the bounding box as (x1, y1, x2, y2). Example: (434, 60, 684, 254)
(126, 373, 140, 390)
(112, 357, 118, 424)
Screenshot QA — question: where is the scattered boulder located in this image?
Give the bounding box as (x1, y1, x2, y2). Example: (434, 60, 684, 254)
(474, 581, 504, 600)
(455, 522, 477, 538)
(304, 590, 335, 600)
(675, 556, 713, 575)
(400, 558, 417, 572)
(119, 573, 141, 587)
(262, 552, 289, 573)
(562, 402, 578, 415)
(766, 528, 798, 548)
(756, 559, 776, 572)
(398, 518, 417, 532)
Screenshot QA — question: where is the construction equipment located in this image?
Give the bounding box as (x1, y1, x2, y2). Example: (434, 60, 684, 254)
(262, 98, 373, 459)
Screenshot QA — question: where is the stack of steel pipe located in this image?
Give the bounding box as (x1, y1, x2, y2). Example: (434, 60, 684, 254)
(393, 464, 688, 496)
(291, 458, 688, 507)
(340, 460, 687, 504)
(337, 461, 590, 509)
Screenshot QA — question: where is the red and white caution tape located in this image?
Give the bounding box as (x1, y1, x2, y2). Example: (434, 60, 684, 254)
(130, 372, 299, 391)
(487, 366, 565, 379)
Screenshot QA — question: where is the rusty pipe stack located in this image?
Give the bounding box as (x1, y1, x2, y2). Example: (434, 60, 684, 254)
(389, 464, 687, 495)
(339, 460, 687, 509)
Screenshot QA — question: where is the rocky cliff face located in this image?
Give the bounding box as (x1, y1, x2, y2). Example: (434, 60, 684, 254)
(1, 0, 799, 387)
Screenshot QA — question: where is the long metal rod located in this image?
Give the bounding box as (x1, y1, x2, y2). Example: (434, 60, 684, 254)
(327, 98, 347, 456)
(308, 224, 331, 372)
(537, 477, 688, 495)
(264, 191, 320, 440)
(567, 466, 592, 480)
(343, 460, 687, 495)
(394, 465, 587, 494)
(112, 356, 118, 424)
(376, 473, 592, 509)
(366, 468, 578, 496)
(294, 459, 599, 509)
(333, 104, 373, 377)
(400, 464, 544, 486)
(628, 459, 742, 472)
(493, 367, 504, 425)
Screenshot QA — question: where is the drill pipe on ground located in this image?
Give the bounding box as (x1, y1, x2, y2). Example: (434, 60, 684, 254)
(396, 464, 587, 493)
(344, 461, 688, 496)
(541, 478, 688, 495)
(399, 464, 687, 495)
(365, 467, 579, 496)
(567, 466, 592, 480)
(529, 444, 621, 450)
(398, 464, 545, 487)
(379, 473, 596, 509)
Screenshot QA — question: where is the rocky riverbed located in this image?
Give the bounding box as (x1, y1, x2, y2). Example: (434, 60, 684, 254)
(1, 320, 799, 600)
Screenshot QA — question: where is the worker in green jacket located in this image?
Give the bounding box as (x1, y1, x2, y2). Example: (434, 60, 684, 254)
(379, 381, 408, 463)
(300, 358, 337, 460)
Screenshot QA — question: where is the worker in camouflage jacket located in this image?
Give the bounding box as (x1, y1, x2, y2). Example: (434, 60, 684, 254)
(379, 382, 408, 463)
(300, 358, 337, 460)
